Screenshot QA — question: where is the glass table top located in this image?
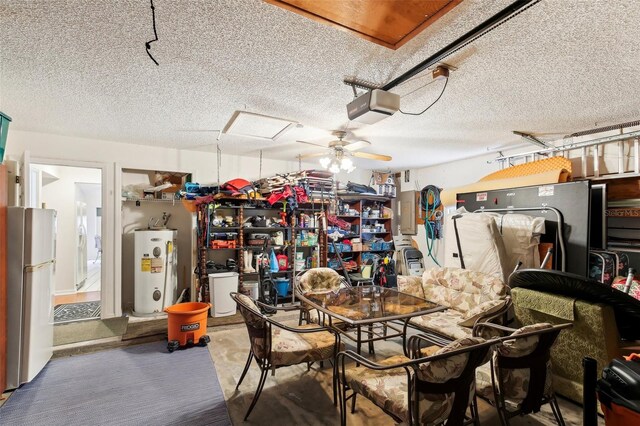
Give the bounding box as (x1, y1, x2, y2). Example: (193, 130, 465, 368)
(298, 285, 444, 325)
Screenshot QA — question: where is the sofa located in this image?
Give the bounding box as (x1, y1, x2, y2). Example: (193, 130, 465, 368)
(398, 267, 510, 342)
(511, 287, 624, 404)
(509, 268, 640, 405)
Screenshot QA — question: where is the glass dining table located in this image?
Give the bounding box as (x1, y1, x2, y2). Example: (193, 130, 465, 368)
(297, 285, 446, 354)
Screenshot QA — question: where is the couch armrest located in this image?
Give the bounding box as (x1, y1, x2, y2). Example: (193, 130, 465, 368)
(458, 297, 510, 327)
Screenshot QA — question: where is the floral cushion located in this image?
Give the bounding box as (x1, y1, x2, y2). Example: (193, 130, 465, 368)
(237, 293, 261, 313)
(298, 268, 344, 293)
(475, 323, 555, 410)
(344, 355, 413, 422)
(345, 337, 486, 424)
(422, 267, 507, 315)
(475, 363, 495, 400)
(235, 294, 270, 359)
(270, 324, 342, 367)
(409, 310, 472, 340)
(398, 275, 425, 298)
(457, 299, 506, 327)
(612, 281, 640, 301)
(345, 355, 467, 425)
(497, 323, 554, 405)
(418, 337, 487, 382)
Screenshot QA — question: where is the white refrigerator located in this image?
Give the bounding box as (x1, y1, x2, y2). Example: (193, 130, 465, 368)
(6, 207, 56, 390)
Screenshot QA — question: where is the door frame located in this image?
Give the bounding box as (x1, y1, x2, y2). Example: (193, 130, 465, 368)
(28, 155, 117, 318)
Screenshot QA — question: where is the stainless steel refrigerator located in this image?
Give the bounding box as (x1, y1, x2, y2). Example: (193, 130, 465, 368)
(6, 207, 56, 389)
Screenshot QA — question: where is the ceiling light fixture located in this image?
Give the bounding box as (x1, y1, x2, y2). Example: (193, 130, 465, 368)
(319, 157, 331, 168)
(320, 150, 356, 174)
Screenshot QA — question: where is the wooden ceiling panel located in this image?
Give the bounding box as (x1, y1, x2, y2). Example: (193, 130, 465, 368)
(264, 0, 463, 49)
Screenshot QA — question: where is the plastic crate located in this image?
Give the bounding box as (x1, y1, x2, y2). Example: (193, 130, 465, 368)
(370, 241, 383, 251)
(381, 241, 393, 250)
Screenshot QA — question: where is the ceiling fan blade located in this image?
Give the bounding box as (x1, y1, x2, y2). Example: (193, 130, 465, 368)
(343, 140, 371, 151)
(296, 140, 328, 148)
(300, 151, 329, 159)
(352, 151, 392, 161)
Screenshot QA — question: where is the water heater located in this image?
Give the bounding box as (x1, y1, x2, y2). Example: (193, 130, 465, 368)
(134, 229, 178, 315)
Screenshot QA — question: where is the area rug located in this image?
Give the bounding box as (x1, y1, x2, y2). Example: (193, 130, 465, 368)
(54, 301, 101, 323)
(0, 341, 231, 426)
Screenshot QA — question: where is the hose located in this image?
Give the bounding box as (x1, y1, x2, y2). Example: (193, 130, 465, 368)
(421, 185, 441, 266)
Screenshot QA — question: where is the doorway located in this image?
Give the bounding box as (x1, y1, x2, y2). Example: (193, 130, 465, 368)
(31, 164, 103, 323)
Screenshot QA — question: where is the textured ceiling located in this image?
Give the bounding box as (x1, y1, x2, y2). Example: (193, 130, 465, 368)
(1, 0, 640, 169)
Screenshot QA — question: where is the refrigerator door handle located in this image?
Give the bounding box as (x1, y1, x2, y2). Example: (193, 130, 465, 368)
(25, 260, 55, 273)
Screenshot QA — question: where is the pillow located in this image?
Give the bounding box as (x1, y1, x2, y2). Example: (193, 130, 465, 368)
(457, 299, 505, 327)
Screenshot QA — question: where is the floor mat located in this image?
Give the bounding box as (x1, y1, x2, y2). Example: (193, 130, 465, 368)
(54, 301, 101, 323)
(0, 341, 231, 426)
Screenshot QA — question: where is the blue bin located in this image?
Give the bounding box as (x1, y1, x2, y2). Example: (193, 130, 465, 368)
(274, 278, 290, 296)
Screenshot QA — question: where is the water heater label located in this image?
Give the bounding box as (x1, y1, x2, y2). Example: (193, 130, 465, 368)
(181, 323, 200, 332)
(151, 257, 163, 273)
(141, 258, 151, 272)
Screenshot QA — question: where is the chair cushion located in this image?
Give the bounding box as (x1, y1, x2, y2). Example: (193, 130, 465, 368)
(344, 355, 461, 425)
(475, 363, 495, 401)
(409, 310, 472, 340)
(422, 267, 507, 315)
(237, 293, 261, 313)
(476, 323, 555, 409)
(270, 324, 342, 367)
(418, 337, 487, 382)
(500, 323, 553, 357)
(298, 268, 343, 293)
(457, 299, 506, 327)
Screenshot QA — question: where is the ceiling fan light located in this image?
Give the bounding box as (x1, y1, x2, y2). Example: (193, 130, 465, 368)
(340, 157, 353, 170)
(319, 157, 331, 168)
(329, 163, 341, 174)
(346, 165, 356, 173)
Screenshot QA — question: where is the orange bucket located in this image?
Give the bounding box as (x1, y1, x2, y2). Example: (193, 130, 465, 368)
(164, 302, 211, 352)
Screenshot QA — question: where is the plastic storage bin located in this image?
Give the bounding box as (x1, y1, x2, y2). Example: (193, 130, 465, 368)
(274, 278, 290, 297)
(208, 272, 239, 317)
(164, 302, 211, 352)
(243, 281, 260, 299)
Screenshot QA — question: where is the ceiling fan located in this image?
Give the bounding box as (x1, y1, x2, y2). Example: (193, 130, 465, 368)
(297, 131, 391, 173)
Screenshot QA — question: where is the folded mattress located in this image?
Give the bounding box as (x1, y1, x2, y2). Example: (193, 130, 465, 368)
(488, 212, 546, 270)
(443, 208, 509, 282)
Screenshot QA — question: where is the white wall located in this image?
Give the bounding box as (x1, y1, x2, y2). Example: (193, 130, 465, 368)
(36, 164, 101, 294)
(5, 130, 371, 315)
(5, 130, 366, 184)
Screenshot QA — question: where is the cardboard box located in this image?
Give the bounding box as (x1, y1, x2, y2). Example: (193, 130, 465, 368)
(154, 172, 189, 187)
(157, 184, 180, 199)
